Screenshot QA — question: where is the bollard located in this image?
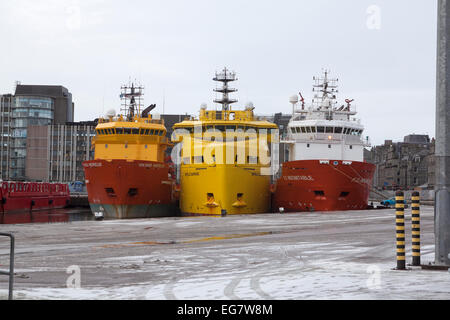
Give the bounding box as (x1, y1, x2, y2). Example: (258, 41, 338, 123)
(411, 191, 421, 266)
(395, 191, 406, 270)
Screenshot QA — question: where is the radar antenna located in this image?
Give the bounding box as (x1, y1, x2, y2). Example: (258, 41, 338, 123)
(213, 67, 238, 111)
(312, 69, 339, 110)
(120, 82, 144, 121)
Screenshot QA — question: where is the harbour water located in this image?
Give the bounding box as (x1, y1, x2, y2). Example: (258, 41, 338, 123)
(0, 207, 94, 225)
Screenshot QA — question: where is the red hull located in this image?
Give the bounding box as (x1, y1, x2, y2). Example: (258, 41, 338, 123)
(273, 160, 375, 212)
(0, 181, 70, 214)
(83, 159, 174, 218)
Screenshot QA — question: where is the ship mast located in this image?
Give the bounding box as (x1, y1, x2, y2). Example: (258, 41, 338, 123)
(213, 67, 238, 111)
(312, 70, 339, 110)
(120, 82, 144, 121)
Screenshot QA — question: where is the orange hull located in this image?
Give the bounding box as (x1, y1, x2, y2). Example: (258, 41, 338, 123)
(83, 159, 176, 219)
(273, 160, 375, 212)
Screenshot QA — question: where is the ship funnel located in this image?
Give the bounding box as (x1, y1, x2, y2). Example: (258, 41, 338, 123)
(141, 104, 156, 118)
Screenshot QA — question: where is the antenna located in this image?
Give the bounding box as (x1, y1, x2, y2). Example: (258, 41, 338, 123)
(120, 81, 144, 121)
(163, 89, 165, 115)
(289, 94, 298, 116)
(14, 80, 21, 93)
(213, 67, 238, 111)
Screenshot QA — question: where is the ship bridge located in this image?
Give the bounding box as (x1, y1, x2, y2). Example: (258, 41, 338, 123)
(283, 70, 370, 162)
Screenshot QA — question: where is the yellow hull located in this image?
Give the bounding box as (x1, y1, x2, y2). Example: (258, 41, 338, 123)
(179, 164, 271, 215)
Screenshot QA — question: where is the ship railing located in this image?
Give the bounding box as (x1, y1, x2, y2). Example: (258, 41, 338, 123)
(289, 133, 367, 144)
(0, 232, 15, 300)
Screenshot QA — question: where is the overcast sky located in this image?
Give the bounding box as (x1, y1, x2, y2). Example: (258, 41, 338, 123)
(0, 0, 438, 146)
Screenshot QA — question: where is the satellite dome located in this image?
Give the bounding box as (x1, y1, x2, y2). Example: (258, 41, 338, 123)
(245, 102, 255, 111)
(105, 109, 116, 118)
(289, 95, 299, 104)
(200, 103, 207, 110)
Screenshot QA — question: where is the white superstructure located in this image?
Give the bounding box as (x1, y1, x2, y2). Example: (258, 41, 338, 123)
(284, 70, 370, 162)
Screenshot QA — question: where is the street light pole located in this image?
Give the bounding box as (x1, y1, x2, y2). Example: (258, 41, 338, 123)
(435, 0, 450, 266)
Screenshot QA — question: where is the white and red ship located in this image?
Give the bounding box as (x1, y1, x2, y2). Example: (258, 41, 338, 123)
(273, 71, 375, 212)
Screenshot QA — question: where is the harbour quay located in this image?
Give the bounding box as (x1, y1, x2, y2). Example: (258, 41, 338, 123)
(1, 205, 448, 300)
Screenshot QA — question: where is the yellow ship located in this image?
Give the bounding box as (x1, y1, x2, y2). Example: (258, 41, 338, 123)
(172, 68, 278, 215)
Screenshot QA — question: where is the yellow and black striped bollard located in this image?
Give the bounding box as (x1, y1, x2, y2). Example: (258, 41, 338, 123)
(395, 191, 406, 270)
(411, 191, 421, 266)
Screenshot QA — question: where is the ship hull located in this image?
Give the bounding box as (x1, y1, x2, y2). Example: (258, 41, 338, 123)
(179, 164, 272, 215)
(83, 159, 178, 219)
(0, 182, 70, 214)
(272, 159, 375, 212)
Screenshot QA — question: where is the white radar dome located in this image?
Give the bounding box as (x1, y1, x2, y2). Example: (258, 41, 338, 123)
(245, 101, 254, 110)
(200, 103, 207, 110)
(105, 109, 116, 118)
(289, 95, 299, 104)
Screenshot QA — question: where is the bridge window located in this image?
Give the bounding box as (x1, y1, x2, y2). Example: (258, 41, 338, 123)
(116, 128, 123, 134)
(311, 126, 316, 133)
(248, 156, 258, 164)
(325, 127, 333, 133)
(159, 130, 164, 136)
(132, 128, 139, 134)
(194, 156, 203, 163)
(124, 128, 132, 134)
(300, 127, 306, 133)
(317, 126, 325, 133)
(305, 127, 311, 133)
(291, 127, 296, 134)
(334, 127, 343, 134)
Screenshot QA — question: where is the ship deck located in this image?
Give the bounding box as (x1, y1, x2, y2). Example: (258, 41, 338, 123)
(1, 206, 448, 299)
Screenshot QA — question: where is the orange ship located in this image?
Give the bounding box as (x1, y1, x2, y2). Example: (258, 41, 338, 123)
(273, 71, 375, 212)
(83, 83, 178, 219)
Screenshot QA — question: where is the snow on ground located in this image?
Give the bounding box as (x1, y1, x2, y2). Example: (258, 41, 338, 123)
(3, 242, 450, 300)
(1, 207, 449, 300)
